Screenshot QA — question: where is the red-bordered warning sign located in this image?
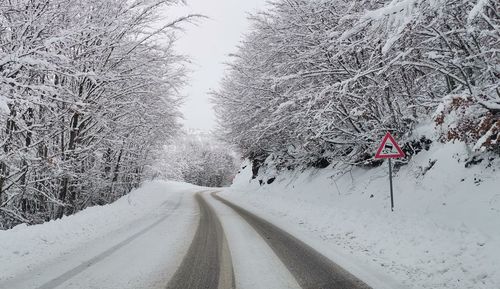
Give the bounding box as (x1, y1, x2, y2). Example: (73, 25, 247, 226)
(375, 132, 405, 159)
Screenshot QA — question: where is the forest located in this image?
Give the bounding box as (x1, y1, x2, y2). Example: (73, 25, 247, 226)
(213, 0, 499, 171)
(1, 0, 499, 229)
(150, 131, 239, 188)
(0, 0, 199, 229)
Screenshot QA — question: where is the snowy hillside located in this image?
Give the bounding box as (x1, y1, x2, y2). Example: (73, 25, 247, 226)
(222, 132, 500, 289)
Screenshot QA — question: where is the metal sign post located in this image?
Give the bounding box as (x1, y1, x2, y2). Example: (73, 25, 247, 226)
(375, 132, 405, 211)
(388, 158, 394, 211)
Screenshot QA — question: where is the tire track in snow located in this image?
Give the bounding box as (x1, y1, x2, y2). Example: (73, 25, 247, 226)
(165, 193, 235, 289)
(212, 192, 372, 289)
(34, 195, 184, 289)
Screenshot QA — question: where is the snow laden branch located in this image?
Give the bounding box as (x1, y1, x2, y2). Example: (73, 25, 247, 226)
(212, 0, 499, 170)
(0, 0, 194, 229)
(148, 132, 240, 188)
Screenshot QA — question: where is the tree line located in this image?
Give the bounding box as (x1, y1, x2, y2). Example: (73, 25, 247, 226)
(151, 131, 239, 188)
(0, 0, 198, 229)
(213, 0, 499, 171)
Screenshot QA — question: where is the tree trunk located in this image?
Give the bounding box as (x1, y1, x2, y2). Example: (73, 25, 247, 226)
(56, 177, 68, 219)
(65, 112, 79, 215)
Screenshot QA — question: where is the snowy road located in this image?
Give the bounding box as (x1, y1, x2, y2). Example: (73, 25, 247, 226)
(211, 192, 371, 289)
(166, 193, 234, 289)
(0, 183, 199, 289)
(1, 182, 374, 289)
(167, 191, 372, 289)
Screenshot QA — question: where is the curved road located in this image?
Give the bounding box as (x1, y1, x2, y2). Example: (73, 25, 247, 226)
(34, 198, 184, 289)
(168, 192, 371, 289)
(166, 193, 235, 289)
(2, 190, 374, 289)
(211, 192, 372, 289)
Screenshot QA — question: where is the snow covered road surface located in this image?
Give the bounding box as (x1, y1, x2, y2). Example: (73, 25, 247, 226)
(206, 192, 302, 289)
(168, 191, 373, 289)
(211, 192, 372, 289)
(0, 181, 199, 289)
(35, 197, 183, 289)
(166, 193, 234, 289)
(1, 180, 382, 289)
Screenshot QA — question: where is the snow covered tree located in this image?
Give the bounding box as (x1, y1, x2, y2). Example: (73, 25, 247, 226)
(150, 131, 240, 187)
(0, 0, 198, 228)
(213, 0, 499, 171)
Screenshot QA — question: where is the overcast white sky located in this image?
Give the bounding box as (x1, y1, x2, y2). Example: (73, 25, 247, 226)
(168, 0, 268, 132)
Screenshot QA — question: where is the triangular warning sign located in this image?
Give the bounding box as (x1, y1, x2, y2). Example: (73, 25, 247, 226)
(375, 132, 405, 159)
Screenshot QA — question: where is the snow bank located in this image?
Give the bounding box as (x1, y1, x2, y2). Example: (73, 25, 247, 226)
(222, 138, 500, 289)
(0, 180, 198, 281)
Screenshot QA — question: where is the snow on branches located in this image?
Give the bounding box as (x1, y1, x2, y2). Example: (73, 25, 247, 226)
(212, 0, 499, 170)
(149, 131, 240, 188)
(0, 0, 198, 229)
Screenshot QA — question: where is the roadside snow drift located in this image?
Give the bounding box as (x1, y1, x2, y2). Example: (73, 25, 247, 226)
(222, 141, 500, 289)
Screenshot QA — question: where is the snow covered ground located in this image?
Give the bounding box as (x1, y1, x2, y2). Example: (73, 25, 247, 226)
(221, 140, 500, 289)
(0, 181, 200, 289)
(1, 135, 498, 289)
